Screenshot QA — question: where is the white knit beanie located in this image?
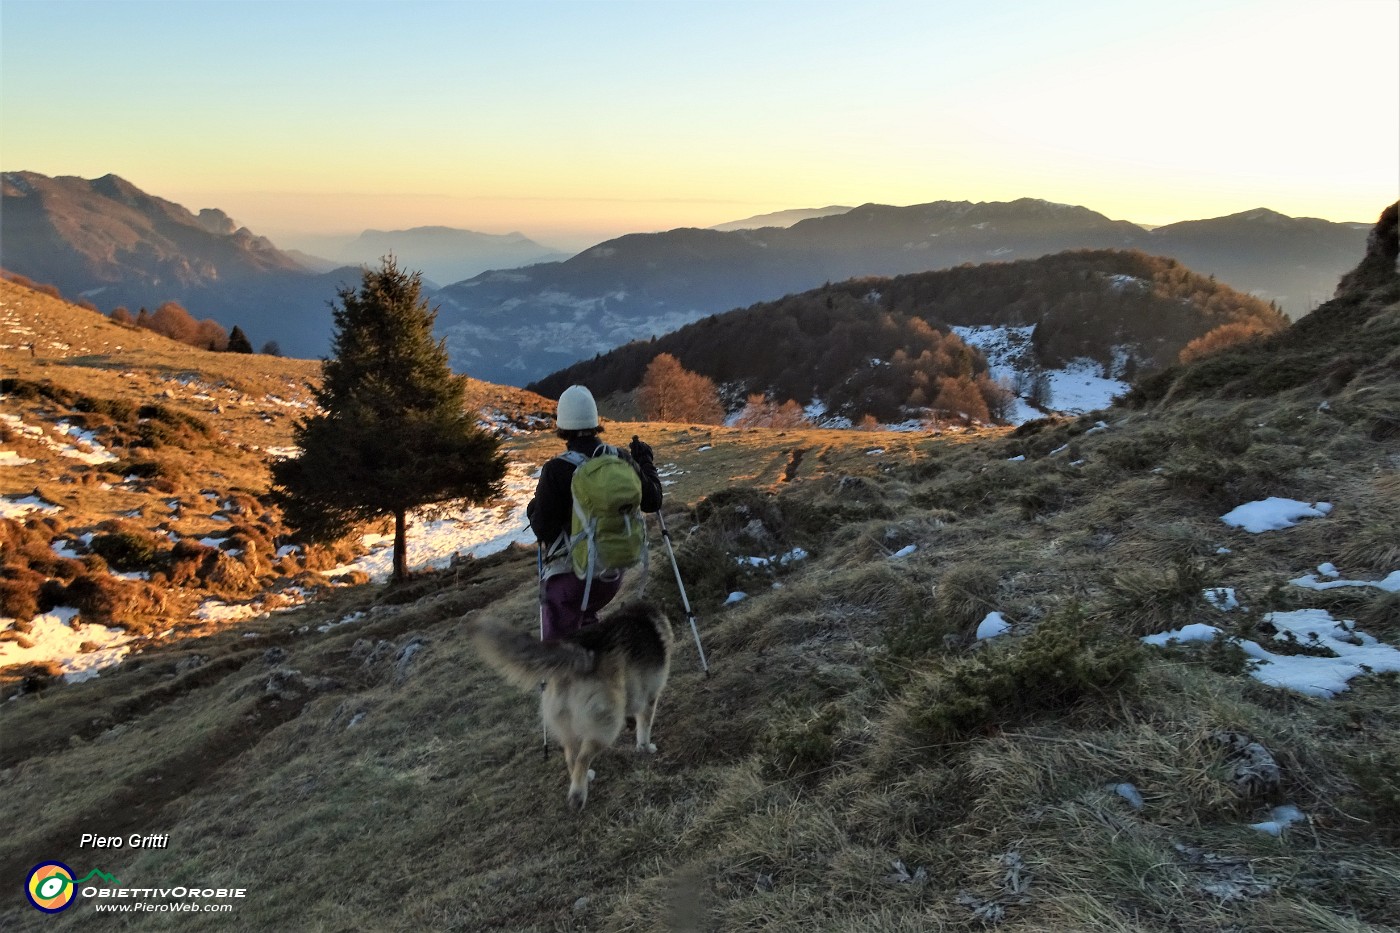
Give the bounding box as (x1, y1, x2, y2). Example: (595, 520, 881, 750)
(556, 385, 599, 430)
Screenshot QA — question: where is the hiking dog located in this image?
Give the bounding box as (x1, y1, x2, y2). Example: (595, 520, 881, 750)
(473, 602, 673, 810)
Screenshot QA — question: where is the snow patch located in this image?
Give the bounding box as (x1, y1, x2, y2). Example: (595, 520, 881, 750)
(323, 462, 539, 583)
(1108, 782, 1145, 810)
(1142, 603, 1400, 698)
(1142, 623, 1222, 647)
(0, 607, 133, 683)
(1248, 804, 1306, 837)
(976, 612, 1011, 640)
(1, 494, 60, 518)
(1220, 498, 1332, 533)
(1203, 588, 1240, 611)
(736, 548, 809, 568)
(1290, 569, 1400, 593)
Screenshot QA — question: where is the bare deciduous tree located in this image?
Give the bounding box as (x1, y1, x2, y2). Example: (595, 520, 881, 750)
(636, 353, 724, 424)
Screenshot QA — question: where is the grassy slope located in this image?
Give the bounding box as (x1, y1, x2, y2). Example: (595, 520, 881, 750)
(3, 263, 1399, 930)
(0, 280, 557, 645)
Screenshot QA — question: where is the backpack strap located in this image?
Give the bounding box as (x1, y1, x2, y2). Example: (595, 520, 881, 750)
(574, 502, 651, 609)
(541, 450, 591, 564)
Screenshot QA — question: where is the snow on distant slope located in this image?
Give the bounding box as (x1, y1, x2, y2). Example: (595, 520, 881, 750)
(951, 325, 1042, 423)
(952, 325, 1037, 375)
(1044, 359, 1130, 415)
(952, 324, 1129, 422)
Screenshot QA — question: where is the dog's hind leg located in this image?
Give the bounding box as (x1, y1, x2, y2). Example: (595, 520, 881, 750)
(632, 692, 660, 754)
(567, 738, 606, 810)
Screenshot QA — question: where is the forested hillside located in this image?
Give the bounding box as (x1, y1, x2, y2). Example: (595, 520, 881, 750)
(531, 249, 1286, 423)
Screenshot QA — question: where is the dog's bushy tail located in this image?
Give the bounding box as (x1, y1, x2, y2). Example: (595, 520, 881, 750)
(472, 622, 595, 690)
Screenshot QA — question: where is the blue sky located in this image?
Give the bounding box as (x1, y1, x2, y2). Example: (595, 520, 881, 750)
(3, 0, 1397, 250)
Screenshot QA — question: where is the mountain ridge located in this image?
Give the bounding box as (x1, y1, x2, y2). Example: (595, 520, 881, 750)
(709, 205, 855, 231)
(435, 197, 1355, 385)
(2, 172, 1372, 384)
(289, 225, 571, 285)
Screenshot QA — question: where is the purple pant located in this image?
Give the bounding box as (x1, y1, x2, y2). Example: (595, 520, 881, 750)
(539, 571, 623, 641)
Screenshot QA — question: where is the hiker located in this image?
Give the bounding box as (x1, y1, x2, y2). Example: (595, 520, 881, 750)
(528, 385, 663, 640)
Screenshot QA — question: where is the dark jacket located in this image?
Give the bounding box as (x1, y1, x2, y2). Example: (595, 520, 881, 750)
(527, 436, 663, 554)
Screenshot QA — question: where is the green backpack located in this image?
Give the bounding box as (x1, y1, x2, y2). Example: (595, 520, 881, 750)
(561, 447, 647, 606)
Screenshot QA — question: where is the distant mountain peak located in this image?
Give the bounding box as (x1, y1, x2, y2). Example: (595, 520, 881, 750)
(710, 205, 854, 232)
(196, 208, 238, 236)
(90, 173, 146, 203)
(1238, 208, 1291, 223)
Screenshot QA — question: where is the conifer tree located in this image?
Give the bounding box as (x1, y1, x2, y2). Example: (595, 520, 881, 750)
(227, 325, 254, 354)
(271, 257, 506, 582)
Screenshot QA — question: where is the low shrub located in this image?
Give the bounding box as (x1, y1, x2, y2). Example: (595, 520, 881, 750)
(1356, 591, 1400, 641)
(41, 574, 167, 629)
(695, 487, 794, 549)
(883, 610, 961, 666)
(0, 567, 44, 621)
(1, 518, 85, 583)
(168, 540, 220, 586)
(1099, 431, 1172, 471)
(759, 704, 844, 780)
(935, 563, 999, 634)
(89, 528, 167, 573)
(1097, 558, 1208, 636)
(897, 606, 1144, 746)
(40, 576, 113, 621)
(1201, 632, 1253, 675)
(122, 404, 213, 450)
(1011, 416, 1067, 438)
(791, 474, 897, 526)
(73, 395, 138, 422)
(912, 461, 1022, 514)
(1340, 527, 1400, 574)
(1343, 747, 1400, 841)
(0, 378, 71, 405)
(1175, 414, 1253, 458)
(654, 534, 734, 612)
(656, 486, 823, 610)
(1158, 452, 1246, 505)
(200, 551, 260, 597)
(1017, 476, 1074, 519)
(112, 458, 174, 480)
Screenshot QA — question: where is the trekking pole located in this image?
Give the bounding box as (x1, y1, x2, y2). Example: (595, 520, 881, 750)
(654, 508, 710, 676)
(537, 543, 548, 755)
(537, 543, 545, 639)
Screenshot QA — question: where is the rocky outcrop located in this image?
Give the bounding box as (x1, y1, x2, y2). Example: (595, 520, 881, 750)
(1335, 201, 1399, 296)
